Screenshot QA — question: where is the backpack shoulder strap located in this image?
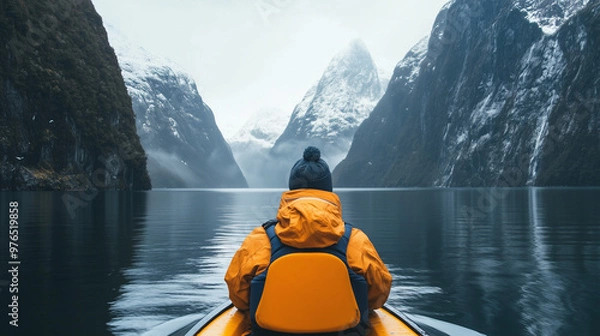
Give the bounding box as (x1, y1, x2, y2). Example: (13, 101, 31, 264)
(261, 219, 278, 242)
(262, 219, 277, 230)
(261, 219, 294, 262)
(321, 222, 353, 262)
(339, 222, 353, 251)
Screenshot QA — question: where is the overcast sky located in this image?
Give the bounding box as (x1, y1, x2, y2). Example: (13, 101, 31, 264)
(92, 0, 449, 138)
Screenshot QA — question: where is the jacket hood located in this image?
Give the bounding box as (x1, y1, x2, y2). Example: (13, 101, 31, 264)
(275, 189, 345, 248)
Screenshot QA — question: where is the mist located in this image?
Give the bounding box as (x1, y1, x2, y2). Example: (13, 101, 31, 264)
(232, 139, 351, 189)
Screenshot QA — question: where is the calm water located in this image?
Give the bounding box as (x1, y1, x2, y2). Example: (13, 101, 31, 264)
(1, 188, 599, 336)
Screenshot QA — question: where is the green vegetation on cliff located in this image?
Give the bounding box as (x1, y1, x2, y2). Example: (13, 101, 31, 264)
(0, 0, 151, 190)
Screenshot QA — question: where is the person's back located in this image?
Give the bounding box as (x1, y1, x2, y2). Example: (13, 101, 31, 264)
(225, 146, 392, 335)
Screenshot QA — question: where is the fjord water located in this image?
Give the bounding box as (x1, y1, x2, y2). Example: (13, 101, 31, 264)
(1, 189, 599, 336)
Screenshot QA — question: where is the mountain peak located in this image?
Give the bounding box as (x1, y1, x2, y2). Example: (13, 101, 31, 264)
(314, 39, 382, 108)
(324, 39, 378, 78)
(339, 39, 370, 57)
(271, 38, 385, 174)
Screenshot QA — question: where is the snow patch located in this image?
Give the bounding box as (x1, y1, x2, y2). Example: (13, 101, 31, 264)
(516, 0, 590, 35)
(392, 36, 429, 86)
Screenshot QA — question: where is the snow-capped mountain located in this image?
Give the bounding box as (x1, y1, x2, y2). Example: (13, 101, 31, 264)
(228, 108, 290, 187)
(335, 0, 600, 187)
(271, 39, 386, 171)
(229, 108, 290, 150)
(106, 26, 247, 188)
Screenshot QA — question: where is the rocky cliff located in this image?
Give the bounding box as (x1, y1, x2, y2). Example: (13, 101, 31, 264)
(0, 0, 151, 190)
(335, 0, 599, 187)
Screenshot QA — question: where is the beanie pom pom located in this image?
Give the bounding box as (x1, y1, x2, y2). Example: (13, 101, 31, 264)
(303, 146, 321, 162)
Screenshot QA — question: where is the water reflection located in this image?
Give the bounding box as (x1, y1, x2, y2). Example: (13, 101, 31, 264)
(521, 189, 600, 336)
(108, 190, 283, 335)
(110, 191, 223, 334)
(0, 191, 144, 336)
(516, 188, 563, 335)
(339, 189, 458, 321)
(89, 189, 600, 336)
(338, 188, 600, 336)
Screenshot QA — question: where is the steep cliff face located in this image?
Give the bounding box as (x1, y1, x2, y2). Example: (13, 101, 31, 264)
(537, 1, 600, 185)
(335, 0, 599, 187)
(107, 27, 247, 188)
(0, 0, 151, 190)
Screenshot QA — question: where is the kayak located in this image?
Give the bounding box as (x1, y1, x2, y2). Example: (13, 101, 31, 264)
(146, 300, 488, 336)
(165, 301, 432, 336)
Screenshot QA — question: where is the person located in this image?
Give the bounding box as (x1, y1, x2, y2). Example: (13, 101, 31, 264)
(225, 146, 392, 335)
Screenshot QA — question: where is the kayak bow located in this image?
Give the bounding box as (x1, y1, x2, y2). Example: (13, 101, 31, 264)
(169, 301, 431, 336)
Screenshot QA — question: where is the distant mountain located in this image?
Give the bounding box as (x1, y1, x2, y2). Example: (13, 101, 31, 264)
(106, 26, 247, 188)
(229, 108, 290, 150)
(228, 108, 290, 187)
(0, 0, 150, 190)
(335, 0, 599, 187)
(266, 39, 385, 186)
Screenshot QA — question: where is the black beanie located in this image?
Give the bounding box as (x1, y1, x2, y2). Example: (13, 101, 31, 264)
(288, 146, 332, 192)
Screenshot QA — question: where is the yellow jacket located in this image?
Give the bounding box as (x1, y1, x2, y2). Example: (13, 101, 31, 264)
(224, 189, 392, 315)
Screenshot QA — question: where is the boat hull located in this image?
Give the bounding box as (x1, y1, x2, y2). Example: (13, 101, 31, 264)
(173, 301, 428, 336)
